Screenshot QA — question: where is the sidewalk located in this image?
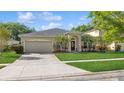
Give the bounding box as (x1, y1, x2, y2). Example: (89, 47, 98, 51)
(0, 64, 9, 66)
(63, 58, 124, 63)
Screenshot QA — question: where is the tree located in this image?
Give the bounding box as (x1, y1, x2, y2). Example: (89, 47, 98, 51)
(89, 11, 124, 42)
(0, 22, 35, 41)
(81, 34, 95, 49)
(72, 24, 93, 32)
(95, 36, 107, 52)
(0, 27, 10, 53)
(82, 34, 95, 44)
(55, 35, 69, 51)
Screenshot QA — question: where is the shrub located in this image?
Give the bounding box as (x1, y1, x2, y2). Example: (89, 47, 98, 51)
(3, 45, 12, 52)
(95, 45, 106, 52)
(11, 44, 23, 54)
(115, 45, 121, 51)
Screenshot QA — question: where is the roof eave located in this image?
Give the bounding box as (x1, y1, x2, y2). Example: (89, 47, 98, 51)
(20, 35, 57, 38)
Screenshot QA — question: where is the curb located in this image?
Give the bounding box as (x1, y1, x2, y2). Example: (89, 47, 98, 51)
(2, 70, 124, 81)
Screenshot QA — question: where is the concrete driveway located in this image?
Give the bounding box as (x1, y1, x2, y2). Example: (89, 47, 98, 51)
(0, 53, 90, 80)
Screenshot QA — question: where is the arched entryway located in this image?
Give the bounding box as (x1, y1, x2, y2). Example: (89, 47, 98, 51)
(71, 38, 76, 51)
(66, 32, 82, 52)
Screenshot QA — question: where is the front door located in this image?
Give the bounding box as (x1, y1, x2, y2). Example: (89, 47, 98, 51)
(71, 41, 75, 51)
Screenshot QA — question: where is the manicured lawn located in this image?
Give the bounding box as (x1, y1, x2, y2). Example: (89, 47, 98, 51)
(56, 52, 124, 61)
(0, 51, 21, 64)
(67, 60, 124, 72)
(0, 66, 5, 69)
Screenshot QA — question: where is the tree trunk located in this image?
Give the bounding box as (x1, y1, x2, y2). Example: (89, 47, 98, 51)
(0, 40, 4, 56)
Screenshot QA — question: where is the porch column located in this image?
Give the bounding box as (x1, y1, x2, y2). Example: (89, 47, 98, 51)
(77, 35, 82, 52)
(68, 35, 71, 52)
(23, 40, 26, 53)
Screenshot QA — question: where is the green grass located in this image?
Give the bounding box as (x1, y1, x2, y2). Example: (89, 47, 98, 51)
(0, 51, 21, 64)
(56, 52, 124, 61)
(67, 60, 124, 72)
(0, 66, 5, 69)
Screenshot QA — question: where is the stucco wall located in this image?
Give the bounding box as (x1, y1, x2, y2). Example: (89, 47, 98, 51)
(8, 40, 19, 45)
(107, 42, 124, 51)
(86, 30, 101, 37)
(118, 43, 124, 51)
(107, 42, 116, 51)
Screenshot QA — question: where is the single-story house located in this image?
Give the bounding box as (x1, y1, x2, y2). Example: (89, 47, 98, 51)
(19, 28, 82, 53)
(20, 28, 124, 53)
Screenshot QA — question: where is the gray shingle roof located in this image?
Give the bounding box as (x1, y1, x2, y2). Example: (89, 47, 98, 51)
(20, 28, 69, 37)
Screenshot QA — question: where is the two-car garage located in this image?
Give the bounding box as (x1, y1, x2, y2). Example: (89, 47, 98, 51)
(24, 41, 53, 53)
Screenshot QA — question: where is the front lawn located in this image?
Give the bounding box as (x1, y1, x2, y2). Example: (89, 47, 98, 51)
(67, 60, 124, 72)
(0, 66, 5, 69)
(56, 52, 124, 61)
(0, 51, 21, 64)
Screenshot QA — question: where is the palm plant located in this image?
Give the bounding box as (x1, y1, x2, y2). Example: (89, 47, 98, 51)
(82, 34, 95, 44)
(55, 35, 69, 52)
(81, 34, 95, 51)
(95, 36, 106, 52)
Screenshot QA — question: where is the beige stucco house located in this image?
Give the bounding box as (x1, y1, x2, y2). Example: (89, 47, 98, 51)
(20, 28, 82, 53)
(20, 28, 124, 53)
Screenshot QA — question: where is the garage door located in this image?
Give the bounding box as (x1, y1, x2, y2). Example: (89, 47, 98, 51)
(25, 41, 53, 53)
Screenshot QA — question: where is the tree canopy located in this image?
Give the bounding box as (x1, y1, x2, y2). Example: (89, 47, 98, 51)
(0, 26, 10, 52)
(0, 22, 35, 41)
(72, 24, 93, 32)
(82, 34, 95, 44)
(89, 11, 124, 42)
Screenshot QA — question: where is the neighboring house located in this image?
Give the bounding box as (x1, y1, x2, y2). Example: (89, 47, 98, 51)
(85, 29, 103, 37)
(8, 39, 20, 45)
(20, 28, 124, 53)
(19, 28, 82, 53)
(117, 43, 124, 51)
(85, 29, 124, 51)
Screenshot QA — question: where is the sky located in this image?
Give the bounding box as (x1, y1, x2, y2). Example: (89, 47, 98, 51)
(0, 11, 91, 31)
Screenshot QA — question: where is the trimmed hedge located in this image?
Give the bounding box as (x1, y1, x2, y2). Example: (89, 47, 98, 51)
(115, 45, 121, 51)
(95, 45, 106, 52)
(11, 44, 23, 54)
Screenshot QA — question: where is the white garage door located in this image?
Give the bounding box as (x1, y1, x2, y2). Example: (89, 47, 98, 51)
(25, 41, 53, 53)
